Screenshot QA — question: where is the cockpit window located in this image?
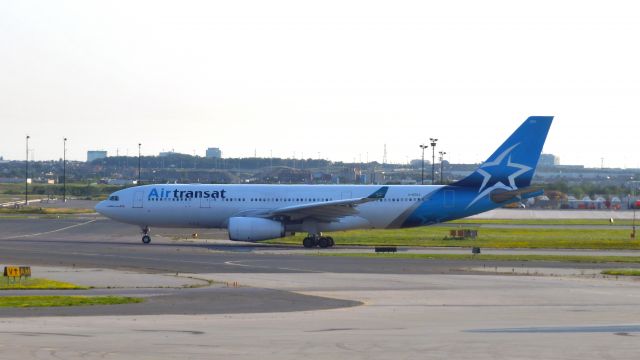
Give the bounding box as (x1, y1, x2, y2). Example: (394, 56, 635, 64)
(109, 196, 119, 201)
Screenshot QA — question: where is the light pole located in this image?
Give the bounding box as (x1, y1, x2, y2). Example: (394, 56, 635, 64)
(419, 144, 428, 185)
(631, 180, 640, 239)
(25, 135, 30, 205)
(430, 138, 438, 184)
(63, 137, 67, 202)
(138, 143, 142, 185)
(439, 151, 446, 184)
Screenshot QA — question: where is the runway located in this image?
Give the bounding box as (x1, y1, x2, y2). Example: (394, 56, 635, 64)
(1, 215, 640, 359)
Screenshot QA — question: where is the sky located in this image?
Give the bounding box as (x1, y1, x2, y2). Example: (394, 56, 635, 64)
(1, 0, 639, 168)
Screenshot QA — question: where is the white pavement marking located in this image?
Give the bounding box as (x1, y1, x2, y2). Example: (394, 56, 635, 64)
(223, 260, 322, 273)
(0, 244, 233, 268)
(4, 219, 97, 239)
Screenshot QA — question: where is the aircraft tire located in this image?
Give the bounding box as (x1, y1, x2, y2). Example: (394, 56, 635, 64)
(327, 237, 335, 247)
(142, 235, 151, 244)
(303, 237, 314, 248)
(318, 237, 330, 248)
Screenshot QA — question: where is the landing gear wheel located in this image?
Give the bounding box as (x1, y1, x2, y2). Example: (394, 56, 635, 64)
(303, 237, 314, 248)
(318, 237, 330, 248)
(142, 235, 151, 244)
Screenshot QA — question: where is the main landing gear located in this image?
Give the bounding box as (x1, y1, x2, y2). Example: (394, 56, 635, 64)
(302, 234, 335, 249)
(141, 226, 151, 244)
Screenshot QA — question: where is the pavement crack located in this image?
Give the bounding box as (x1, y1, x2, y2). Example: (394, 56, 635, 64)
(135, 329, 205, 335)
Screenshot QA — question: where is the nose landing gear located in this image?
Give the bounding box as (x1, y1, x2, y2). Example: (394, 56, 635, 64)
(302, 234, 334, 248)
(141, 226, 151, 244)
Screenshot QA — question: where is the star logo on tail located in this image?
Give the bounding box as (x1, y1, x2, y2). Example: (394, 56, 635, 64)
(466, 144, 532, 208)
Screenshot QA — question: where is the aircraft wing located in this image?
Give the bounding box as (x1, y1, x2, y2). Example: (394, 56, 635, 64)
(264, 186, 389, 222)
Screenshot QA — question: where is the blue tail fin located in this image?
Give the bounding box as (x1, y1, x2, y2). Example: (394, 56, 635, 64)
(452, 116, 553, 191)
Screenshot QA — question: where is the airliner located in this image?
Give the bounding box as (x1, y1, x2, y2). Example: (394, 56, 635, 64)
(96, 116, 553, 247)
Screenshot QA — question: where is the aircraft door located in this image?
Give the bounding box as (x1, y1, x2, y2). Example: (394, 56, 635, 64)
(133, 190, 144, 208)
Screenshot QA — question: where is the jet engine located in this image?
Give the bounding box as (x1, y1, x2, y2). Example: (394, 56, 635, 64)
(228, 217, 285, 241)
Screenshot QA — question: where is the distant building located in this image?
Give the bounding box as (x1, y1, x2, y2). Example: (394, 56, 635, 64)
(106, 179, 137, 185)
(87, 150, 107, 162)
(159, 151, 184, 157)
(410, 159, 431, 168)
(206, 147, 222, 158)
(539, 154, 560, 167)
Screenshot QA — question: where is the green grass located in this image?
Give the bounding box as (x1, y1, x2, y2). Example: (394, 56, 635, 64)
(601, 269, 640, 276)
(0, 182, 130, 201)
(0, 296, 143, 308)
(451, 219, 636, 226)
(267, 226, 640, 250)
(317, 253, 640, 264)
(0, 207, 95, 215)
(0, 277, 89, 290)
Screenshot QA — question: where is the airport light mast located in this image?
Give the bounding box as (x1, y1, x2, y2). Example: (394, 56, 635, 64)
(439, 151, 447, 184)
(63, 137, 67, 202)
(25, 135, 30, 205)
(631, 180, 640, 239)
(138, 143, 142, 185)
(430, 138, 438, 184)
(419, 144, 428, 185)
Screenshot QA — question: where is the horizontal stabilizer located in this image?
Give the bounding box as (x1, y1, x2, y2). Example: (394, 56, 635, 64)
(490, 186, 543, 204)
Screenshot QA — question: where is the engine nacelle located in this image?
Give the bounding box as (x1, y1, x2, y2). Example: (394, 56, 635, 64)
(228, 217, 285, 242)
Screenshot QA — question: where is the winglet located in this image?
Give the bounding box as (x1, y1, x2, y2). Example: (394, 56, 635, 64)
(368, 186, 389, 199)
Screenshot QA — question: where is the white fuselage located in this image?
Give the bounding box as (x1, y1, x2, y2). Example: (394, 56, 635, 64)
(96, 184, 441, 234)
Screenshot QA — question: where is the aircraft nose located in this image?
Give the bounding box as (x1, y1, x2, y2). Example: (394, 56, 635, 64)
(95, 200, 107, 215)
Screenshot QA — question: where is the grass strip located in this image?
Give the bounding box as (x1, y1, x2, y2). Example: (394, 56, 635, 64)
(315, 252, 640, 264)
(0, 207, 95, 215)
(0, 278, 89, 290)
(450, 219, 636, 226)
(267, 227, 640, 250)
(601, 269, 640, 276)
(0, 295, 143, 308)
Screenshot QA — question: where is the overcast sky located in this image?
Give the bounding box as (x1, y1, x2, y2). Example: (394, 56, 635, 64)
(1, 0, 639, 168)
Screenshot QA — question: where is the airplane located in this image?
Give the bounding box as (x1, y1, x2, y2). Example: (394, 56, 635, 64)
(96, 116, 553, 247)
